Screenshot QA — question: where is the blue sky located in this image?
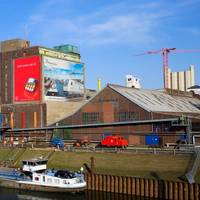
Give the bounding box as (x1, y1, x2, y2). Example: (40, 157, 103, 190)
(1, 0, 200, 90)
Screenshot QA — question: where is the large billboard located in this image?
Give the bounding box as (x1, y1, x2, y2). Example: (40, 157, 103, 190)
(14, 56, 41, 102)
(43, 56, 84, 100)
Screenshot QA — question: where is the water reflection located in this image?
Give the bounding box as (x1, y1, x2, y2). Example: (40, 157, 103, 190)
(0, 188, 145, 200)
(0, 188, 84, 200)
(86, 190, 145, 200)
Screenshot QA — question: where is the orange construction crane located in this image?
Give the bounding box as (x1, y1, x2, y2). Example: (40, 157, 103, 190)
(135, 48, 200, 89)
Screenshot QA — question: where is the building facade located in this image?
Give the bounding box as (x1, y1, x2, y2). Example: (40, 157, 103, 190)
(0, 39, 86, 128)
(55, 84, 200, 145)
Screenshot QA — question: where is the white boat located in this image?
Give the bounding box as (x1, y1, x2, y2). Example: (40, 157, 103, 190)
(0, 158, 86, 192)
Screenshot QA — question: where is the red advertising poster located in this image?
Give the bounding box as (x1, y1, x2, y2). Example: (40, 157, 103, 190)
(14, 56, 41, 102)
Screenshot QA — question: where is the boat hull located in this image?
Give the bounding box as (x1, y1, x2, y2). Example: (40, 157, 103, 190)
(0, 178, 86, 193)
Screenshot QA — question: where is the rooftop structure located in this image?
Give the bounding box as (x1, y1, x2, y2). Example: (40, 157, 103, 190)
(125, 75, 141, 88)
(109, 84, 200, 113)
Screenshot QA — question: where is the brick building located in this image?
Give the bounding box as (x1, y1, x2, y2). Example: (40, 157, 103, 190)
(55, 84, 200, 145)
(0, 39, 87, 128)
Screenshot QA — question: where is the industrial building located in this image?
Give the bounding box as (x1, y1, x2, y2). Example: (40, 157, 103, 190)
(1, 39, 200, 146)
(55, 84, 200, 145)
(0, 39, 89, 128)
(166, 65, 195, 91)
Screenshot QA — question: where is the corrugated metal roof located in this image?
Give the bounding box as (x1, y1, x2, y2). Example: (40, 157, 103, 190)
(109, 84, 200, 113)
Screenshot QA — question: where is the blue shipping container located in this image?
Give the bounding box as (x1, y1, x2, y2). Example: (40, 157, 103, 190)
(0, 114, 2, 127)
(145, 134, 159, 145)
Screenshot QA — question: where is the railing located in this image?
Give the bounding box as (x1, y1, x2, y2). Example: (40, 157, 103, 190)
(66, 146, 195, 155)
(0, 144, 196, 156)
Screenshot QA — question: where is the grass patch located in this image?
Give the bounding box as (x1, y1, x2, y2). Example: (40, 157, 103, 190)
(0, 148, 199, 183)
(0, 148, 23, 161)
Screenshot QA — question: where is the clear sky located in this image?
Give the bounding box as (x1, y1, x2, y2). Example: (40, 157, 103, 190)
(1, 0, 200, 90)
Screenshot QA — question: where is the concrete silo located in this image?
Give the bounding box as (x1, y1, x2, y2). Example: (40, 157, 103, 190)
(171, 72, 178, 90)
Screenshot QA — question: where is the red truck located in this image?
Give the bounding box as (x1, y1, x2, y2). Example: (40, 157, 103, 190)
(101, 136, 128, 147)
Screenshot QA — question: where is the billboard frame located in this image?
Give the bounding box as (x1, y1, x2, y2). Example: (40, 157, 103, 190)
(13, 55, 42, 104)
(41, 55, 85, 101)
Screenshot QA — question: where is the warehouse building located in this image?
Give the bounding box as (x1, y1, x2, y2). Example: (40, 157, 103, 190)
(0, 39, 90, 128)
(55, 84, 200, 145)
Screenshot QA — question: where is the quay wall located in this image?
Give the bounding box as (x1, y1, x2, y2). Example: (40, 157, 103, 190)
(85, 173, 200, 200)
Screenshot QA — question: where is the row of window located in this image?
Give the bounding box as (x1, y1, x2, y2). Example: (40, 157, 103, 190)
(118, 112, 139, 121)
(35, 177, 70, 185)
(81, 112, 139, 123)
(46, 177, 60, 184)
(82, 112, 100, 124)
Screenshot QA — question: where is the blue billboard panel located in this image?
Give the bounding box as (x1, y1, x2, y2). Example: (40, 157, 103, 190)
(43, 56, 84, 100)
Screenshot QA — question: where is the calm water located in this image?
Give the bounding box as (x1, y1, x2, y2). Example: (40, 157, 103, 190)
(0, 188, 84, 200)
(0, 188, 139, 200)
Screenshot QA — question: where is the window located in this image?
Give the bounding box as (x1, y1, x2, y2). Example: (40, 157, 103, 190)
(47, 178, 52, 183)
(35, 177, 39, 181)
(54, 179, 60, 184)
(82, 112, 100, 124)
(118, 112, 138, 121)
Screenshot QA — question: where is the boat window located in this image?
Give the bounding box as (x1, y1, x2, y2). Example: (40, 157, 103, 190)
(47, 178, 52, 183)
(28, 162, 35, 166)
(36, 160, 47, 165)
(43, 176, 45, 182)
(54, 179, 60, 184)
(35, 177, 39, 181)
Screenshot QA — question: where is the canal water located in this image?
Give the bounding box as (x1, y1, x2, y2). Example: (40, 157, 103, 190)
(0, 188, 141, 200)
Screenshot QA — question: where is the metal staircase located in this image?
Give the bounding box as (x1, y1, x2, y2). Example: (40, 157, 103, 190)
(186, 147, 200, 184)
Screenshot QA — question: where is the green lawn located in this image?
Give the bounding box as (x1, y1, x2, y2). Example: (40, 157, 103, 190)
(47, 151, 198, 182)
(0, 148, 199, 183)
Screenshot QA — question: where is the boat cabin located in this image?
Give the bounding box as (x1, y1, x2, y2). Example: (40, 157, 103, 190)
(22, 158, 48, 172)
